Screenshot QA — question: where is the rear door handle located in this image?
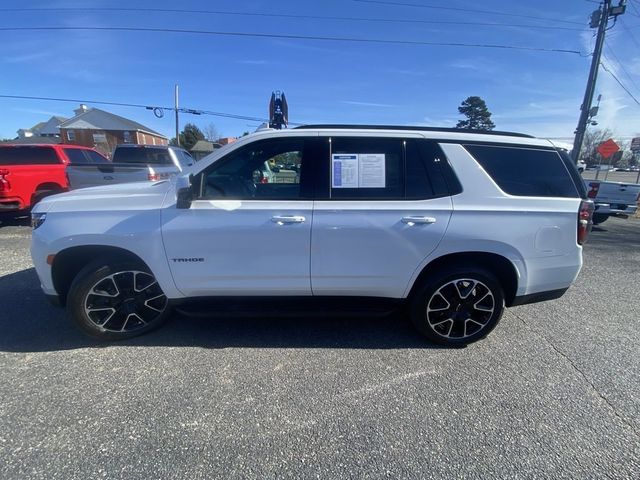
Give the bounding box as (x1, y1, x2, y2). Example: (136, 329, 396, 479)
(402, 216, 436, 225)
(271, 215, 306, 224)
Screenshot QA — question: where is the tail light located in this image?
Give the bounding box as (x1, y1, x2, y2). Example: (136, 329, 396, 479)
(260, 177, 269, 184)
(148, 172, 172, 181)
(587, 182, 600, 199)
(0, 169, 10, 192)
(578, 200, 594, 245)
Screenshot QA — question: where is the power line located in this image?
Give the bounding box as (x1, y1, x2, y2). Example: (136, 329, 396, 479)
(0, 26, 584, 55)
(604, 44, 640, 94)
(0, 6, 587, 32)
(0, 94, 274, 123)
(619, 18, 640, 46)
(600, 62, 640, 106)
(352, 0, 585, 25)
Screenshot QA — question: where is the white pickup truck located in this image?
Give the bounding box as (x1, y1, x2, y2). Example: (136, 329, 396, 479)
(66, 144, 194, 190)
(585, 179, 640, 224)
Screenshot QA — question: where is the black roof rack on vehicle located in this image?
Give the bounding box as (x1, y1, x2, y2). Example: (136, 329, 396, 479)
(294, 124, 535, 139)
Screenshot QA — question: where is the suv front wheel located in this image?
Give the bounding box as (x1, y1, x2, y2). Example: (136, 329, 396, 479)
(67, 260, 171, 340)
(409, 267, 505, 346)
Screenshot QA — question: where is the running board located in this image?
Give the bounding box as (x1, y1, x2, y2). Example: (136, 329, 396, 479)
(172, 296, 403, 319)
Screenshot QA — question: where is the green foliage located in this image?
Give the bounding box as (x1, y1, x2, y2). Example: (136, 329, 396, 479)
(170, 123, 205, 150)
(455, 96, 495, 131)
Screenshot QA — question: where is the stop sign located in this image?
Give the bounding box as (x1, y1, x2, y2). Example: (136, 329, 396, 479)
(597, 138, 620, 159)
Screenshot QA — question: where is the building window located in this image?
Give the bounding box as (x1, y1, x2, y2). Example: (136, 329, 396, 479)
(66, 131, 75, 141)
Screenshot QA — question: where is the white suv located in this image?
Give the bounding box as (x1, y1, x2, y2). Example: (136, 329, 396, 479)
(30, 126, 593, 346)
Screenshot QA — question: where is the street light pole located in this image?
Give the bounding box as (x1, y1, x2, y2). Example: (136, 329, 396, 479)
(174, 84, 180, 146)
(571, 1, 611, 163)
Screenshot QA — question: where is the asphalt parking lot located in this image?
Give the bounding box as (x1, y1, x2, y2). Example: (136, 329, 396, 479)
(1, 216, 639, 479)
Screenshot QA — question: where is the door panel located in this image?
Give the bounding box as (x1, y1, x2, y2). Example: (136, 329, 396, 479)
(161, 136, 319, 297)
(309, 136, 453, 298)
(311, 198, 452, 298)
(162, 200, 312, 296)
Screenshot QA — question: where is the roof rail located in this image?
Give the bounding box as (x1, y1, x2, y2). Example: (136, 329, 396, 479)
(293, 124, 535, 138)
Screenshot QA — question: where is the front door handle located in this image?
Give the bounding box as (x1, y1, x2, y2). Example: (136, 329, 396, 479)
(271, 215, 306, 224)
(402, 216, 436, 225)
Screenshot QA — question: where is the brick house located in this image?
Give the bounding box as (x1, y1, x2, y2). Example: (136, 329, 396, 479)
(58, 105, 168, 158)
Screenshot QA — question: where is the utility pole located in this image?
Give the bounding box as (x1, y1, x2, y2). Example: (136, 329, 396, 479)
(571, 0, 627, 163)
(174, 84, 180, 146)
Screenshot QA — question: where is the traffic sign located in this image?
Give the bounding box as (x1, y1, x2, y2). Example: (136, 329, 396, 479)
(631, 137, 640, 152)
(597, 138, 620, 159)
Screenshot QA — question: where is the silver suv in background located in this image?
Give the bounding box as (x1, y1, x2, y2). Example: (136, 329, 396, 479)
(65, 144, 194, 190)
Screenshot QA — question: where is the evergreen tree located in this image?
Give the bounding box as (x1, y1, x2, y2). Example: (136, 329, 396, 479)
(170, 123, 205, 150)
(455, 96, 496, 131)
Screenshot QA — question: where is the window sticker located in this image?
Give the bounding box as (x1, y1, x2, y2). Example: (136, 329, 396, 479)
(332, 153, 387, 188)
(358, 153, 386, 188)
(332, 154, 359, 188)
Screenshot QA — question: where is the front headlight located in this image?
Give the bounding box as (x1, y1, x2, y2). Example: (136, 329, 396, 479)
(31, 212, 47, 229)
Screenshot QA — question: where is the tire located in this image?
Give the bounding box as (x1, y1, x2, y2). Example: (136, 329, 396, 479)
(592, 213, 608, 225)
(31, 189, 61, 208)
(67, 260, 171, 340)
(409, 266, 505, 346)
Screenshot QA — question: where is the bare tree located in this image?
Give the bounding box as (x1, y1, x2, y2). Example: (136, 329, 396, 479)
(579, 128, 613, 165)
(202, 123, 219, 142)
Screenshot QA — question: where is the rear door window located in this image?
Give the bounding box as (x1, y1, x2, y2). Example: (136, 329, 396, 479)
(63, 148, 88, 164)
(115, 147, 173, 165)
(329, 137, 403, 199)
(464, 144, 580, 198)
(0, 146, 60, 165)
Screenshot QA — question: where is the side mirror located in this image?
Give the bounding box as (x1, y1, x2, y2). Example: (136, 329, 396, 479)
(176, 174, 193, 209)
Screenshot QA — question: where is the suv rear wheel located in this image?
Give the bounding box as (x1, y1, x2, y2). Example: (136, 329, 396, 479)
(67, 260, 170, 340)
(409, 267, 505, 346)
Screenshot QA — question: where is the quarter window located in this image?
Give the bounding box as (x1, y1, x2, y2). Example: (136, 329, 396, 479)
(464, 144, 579, 198)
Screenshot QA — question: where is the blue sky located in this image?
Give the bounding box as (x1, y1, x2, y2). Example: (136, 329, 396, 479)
(0, 0, 638, 142)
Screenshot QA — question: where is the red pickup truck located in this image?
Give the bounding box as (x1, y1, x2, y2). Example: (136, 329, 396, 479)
(0, 144, 108, 215)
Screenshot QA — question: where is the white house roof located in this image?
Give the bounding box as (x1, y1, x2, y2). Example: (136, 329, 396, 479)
(59, 108, 166, 138)
(37, 116, 67, 136)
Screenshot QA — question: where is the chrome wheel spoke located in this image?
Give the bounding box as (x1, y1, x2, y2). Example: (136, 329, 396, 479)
(134, 272, 157, 292)
(90, 277, 119, 298)
(427, 292, 450, 312)
(454, 279, 477, 300)
(144, 294, 167, 313)
(121, 313, 146, 332)
(86, 307, 116, 326)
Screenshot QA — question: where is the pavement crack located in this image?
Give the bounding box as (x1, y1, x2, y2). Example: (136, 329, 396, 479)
(512, 311, 640, 439)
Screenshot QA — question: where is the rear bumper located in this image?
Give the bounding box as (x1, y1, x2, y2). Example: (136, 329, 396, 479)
(0, 197, 25, 212)
(510, 287, 569, 307)
(594, 203, 637, 216)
